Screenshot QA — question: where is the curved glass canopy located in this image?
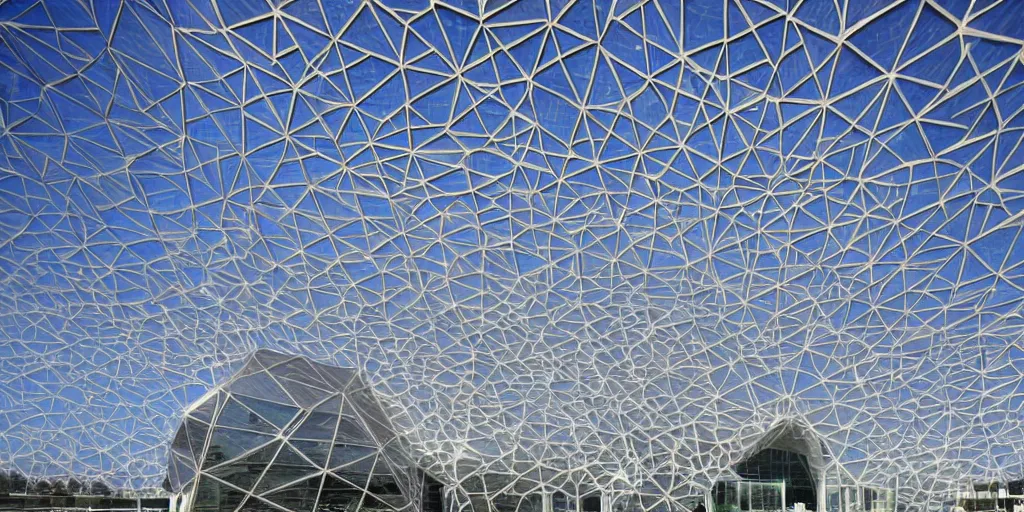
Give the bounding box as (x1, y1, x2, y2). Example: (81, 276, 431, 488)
(1, 0, 1024, 510)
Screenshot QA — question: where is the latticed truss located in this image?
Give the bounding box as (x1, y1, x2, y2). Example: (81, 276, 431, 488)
(0, 0, 1023, 510)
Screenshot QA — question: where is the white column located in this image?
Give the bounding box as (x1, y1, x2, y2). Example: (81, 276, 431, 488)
(817, 470, 826, 512)
(781, 480, 786, 511)
(893, 475, 898, 512)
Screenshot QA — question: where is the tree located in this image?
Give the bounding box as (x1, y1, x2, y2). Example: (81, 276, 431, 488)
(32, 479, 51, 495)
(89, 480, 111, 496)
(51, 480, 68, 496)
(67, 477, 83, 495)
(9, 471, 27, 494)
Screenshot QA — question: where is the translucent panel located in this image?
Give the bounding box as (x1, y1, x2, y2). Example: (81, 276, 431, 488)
(366, 486, 410, 510)
(216, 397, 280, 434)
(365, 459, 403, 499)
(332, 416, 375, 445)
(329, 444, 377, 471)
(169, 452, 197, 491)
(186, 419, 212, 463)
(171, 423, 195, 460)
(278, 377, 334, 410)
(321, 472, 371, 510)
(192, 475, 249, 512)
(362, 493, 403, 512)
(205, 427, 276, 468)
(235, 395, 302, 430)
(333, 455, 378, 489)
(290, 440, 332, 469)
(207, 440, 281, 492)
(229, 373, 296, 405)
(292, 411, 341, 442)
(262, 476, 324, 512)
(254, 445, 321, 494)
(191, 394, 223, 424)
(236, 496, 280, 512)
(343, 392, 395, 443)
(272, 358, 333, 390)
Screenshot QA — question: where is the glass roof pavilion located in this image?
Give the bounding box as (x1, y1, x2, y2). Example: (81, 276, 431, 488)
(1, 0, 1024, 511)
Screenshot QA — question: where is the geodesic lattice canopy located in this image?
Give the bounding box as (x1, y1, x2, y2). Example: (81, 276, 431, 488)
(1, 0, 1024, 511)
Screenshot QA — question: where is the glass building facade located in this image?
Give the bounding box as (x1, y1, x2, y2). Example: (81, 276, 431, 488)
(165, 351, 442, 512)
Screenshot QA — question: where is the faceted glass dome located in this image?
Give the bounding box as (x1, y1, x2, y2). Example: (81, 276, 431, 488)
(165, 350, 434, 512)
